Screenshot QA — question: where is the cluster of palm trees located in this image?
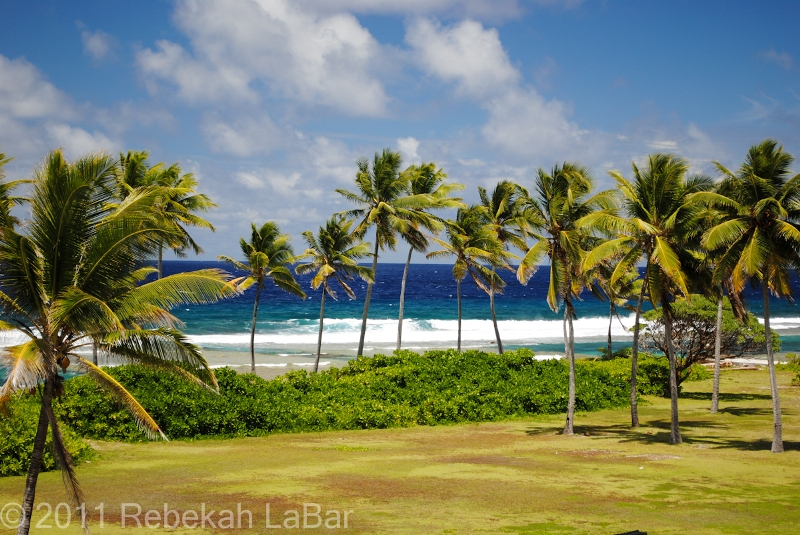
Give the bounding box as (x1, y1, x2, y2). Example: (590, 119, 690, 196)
(0, 149, 239, 535)
(1, 138, 796, 534)
(231, 141, 798, 456)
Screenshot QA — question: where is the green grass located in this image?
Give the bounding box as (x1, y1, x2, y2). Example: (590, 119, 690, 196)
(0, 369, 798, 534)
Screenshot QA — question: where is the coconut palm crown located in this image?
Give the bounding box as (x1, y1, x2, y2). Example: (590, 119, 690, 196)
(0, 150, 242, 535)
(701, 139, 800, 453)
(335, 149, 440, 356)
(295, 215, 374, 371)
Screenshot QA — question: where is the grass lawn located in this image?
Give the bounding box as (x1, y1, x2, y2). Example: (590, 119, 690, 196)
(1, 369, 798, 534)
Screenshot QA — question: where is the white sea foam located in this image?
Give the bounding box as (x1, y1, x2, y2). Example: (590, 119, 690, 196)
(184, 315, 639, 349)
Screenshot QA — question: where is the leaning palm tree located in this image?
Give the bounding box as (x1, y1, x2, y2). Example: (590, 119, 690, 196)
(295, 215, 374, 372)
(478, 181, 532, 354)
(336, 149, 437, 356)
(396, 163, 464, 350)
(219, 223, 306, 373)
(702, 139, 800, 453)
(518, 162, 617, 435)
(427, 206, 506, 351)
(0, 150, 242, 535)
(115, 152, 216, 278)
(584, 154, 711, 443)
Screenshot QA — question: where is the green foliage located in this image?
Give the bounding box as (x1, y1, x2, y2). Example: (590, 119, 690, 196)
(51, 350, 672, 443)
(0, 395, 94, 477)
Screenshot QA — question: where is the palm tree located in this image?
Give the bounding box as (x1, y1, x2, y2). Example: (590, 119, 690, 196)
(702, 139, 800, 453)
(587, 260, 642, 359)
(584, 154, 711, 443)
(115, 151, 216, 278)
(336, 149, 437, 356)
(426, 206, 506, 351)
(295, 215, 374, 372)
(396, 163, 464, 350)
(0, 150, 241, 535)
(478, 181, 531, 354)
(219, 223, 306, 373)
(518, 163, 616, 435)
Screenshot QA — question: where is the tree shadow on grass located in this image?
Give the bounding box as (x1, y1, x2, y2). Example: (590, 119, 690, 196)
(524, 419, 799, 451)
(679, 391, 772, 402)
(717, 406, 773, 417)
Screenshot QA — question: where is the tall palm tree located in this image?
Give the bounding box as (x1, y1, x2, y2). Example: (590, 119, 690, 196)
(478, 181, 531, 354)
(115, 151, 216, 278)
(219, 223, 305, 373)
(584, 154, 711, 443)
(396, 163, 464, 350)
(518, 163, 616, 435)
(427, 206, 507, 351)
(0, 150, 241, 535)
(702, 139, 800, 453)
(295, 215, 374, 372)
(336, 149, 437, 356)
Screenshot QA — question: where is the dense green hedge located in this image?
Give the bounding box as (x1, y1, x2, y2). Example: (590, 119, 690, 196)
(51, 349, 672, 443)
(0, 396, 94, 477)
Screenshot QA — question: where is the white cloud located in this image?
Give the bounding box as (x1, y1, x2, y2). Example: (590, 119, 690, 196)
(0, 55, 74, 120)
(293, 0, 583, 20)
(406, 18, 519, 98)
(202, 113, 283, 156)
(44, 123, 118, 159)
(761, 48, 794, 71)
(81, 30, 116, 61)
(397, 136, 420, 163)
(137, 0, 388, 116)
(137, 40, 257, 104)
(0, 54, 117, 162)
(235, 171, 266, 189)
(404, 19, 594, 162)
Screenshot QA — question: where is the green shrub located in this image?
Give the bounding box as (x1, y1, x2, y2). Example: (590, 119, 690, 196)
(0, 394, 94, 477)
(51, 349, 673, 443)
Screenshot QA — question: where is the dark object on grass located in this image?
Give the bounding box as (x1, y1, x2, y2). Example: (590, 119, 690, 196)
(615, 531, 646, 535)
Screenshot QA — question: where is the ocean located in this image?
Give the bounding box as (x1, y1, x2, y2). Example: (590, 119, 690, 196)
(2, 260, 800, 375)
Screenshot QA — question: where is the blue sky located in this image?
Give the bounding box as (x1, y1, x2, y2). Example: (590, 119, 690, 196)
(1, 0, 798, 261)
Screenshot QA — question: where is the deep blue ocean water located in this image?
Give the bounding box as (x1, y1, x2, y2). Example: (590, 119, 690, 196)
(2, 260, 800, 383)
(162, 260, 800, 356)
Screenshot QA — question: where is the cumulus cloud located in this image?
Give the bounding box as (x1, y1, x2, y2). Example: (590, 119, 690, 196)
(137, 0, 388, 116)
(406, 18, 519, 98)
(406, 18, 595, 162)
(81, 30, 116, 61)
(294, 0, 583, 20)
(0, 54, 118, 162)
(202, 113, 284, 156)
(397, 136, 420, 163)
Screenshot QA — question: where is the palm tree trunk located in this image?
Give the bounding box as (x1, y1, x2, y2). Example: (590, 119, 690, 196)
(315, 292, 326, 373)
(630, 278, 647, 428)
(357, 241, 380, 357)
(564, 299, 576, 435)
(18, 380, 54, 535)
(396, 247, 413, 351)
(763, 280, 784, 453)
(711, 294, 723, 414)
(250, 281, 263, 373)
(663, 299, 682, 445)
(489, 289, 503, 354)
(158, 241, 163, 279)
(457, 278, 462, 352)
(92, 341, 98, 365)
(607, 302, 613, 359)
